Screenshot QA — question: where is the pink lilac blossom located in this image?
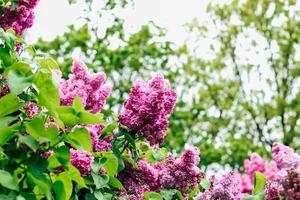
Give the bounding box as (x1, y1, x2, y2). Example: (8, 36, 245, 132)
(266, 182, 280, 200)
(118, 148, 203, 200)
(0, 0, 39, 35)
(18, 0, 39, 9)
(196, 171, 242, 200)
(59, 60, 111, 113)
(0, 76, 9, 98)
(266, 143, 300, 199)
(45, 117, 60, 130)
(244, 153, 267, 182)
(240, 153, 278, 193)
(84, 124, 113, 152)
(277, 169, 300, 199)
(159, 148, 204, 196)
(70, 148, 94, 176)
(0, 83, 9, 97)
(24, 102, 38, 119)
(272, 143, 300, 171)
(119, 74, 176, 145)
(40, 150, 54, 159)
(117, 162, 151, 200)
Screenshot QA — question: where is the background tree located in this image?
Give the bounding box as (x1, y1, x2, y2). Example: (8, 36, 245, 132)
(168, 0, 300, 168)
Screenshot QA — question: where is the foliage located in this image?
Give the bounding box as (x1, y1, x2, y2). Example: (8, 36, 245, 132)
(1, 0, 300, 199)
(166, 0, 300, 168)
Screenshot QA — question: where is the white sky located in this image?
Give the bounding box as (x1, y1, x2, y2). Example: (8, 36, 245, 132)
(27, 0, 207, 45)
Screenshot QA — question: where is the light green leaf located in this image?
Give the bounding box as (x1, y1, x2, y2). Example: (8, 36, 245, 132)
(0, 126, 16, 146)
(53, 172, 73, 200)
(200, 178, 211, 190)
(144, 192, 163, 200)
(0, 170, 19, 191)
(57, 106, 80, 126)
(0, 94, 21, 117)
(253, 172, 266, 195)
(92, 174, 109, 189)
(77, 111, 104, 124)
(0, 116, 18, 127)
(34, 71, 60, 113)
(108, 176, 124, 189)
(101, 153, 118, 176)
(25, 117, 48, 142)
(7, 68, 34, 95)
(68, 127, 92, 152)
(39, 57, 60, 71)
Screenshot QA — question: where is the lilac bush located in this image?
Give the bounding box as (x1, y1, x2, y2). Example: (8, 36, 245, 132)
(0, 1, 299, 199)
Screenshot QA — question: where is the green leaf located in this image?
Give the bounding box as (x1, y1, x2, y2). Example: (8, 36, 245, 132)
(108, 176, 124, 189)
(94, 190, 104, 200)
(0, 116, 18, 127)
(252, 172, 266, 195)
(39, 57, 60, 71)
(160, 189, 184, 200)
(3, 62, 32, 77)
(45, 125, 59, 146)
(101, 152, 118, 176)
(72, 96, 85, 111)
(27, 158, 52, 199)
(68, 127, 92, 152)
(57, 106, 79, 126)
(101, 122, 118, 137)
(34, 71, 60, 113)
(92, 174, 109, 189)
(0, 94, 21, 117)
(144, 192, 163, 200)
(25, 117, 48, 142)
(200, 178, 211, 190)
(19, 135, 38, 151)
(54, 146, 70, 167)
(68, 166, 86, 188)
(7, 68, 34, 95)
(0, 125, 16, 146)
(77, 111, 104, 124)
(0, 170, 19, 191)
(26, 117, 59, 144)
(27, 45, 36, 57)
(243, 192, 265, 200)
(53, 172, 73, 200)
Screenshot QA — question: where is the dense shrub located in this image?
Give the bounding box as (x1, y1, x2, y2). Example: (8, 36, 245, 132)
(0, 1, 299, 200)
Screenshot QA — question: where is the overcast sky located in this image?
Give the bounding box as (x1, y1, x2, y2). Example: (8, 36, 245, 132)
(27, 0, 207, 45)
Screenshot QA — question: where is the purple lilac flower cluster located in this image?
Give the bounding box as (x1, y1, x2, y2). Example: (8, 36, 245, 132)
(0, 76, 9, 98)
(84, 124, 113, 152)
(236, 143, 300, 199)
(70, 148, 94, 176)
(119, 74, 176, 145)
(240, 153, 277, 193)
(266, 143, 300, 199)
(197, 171, 243, 200)
(0, 0, 39, 35)
(59, 60, 111, 114)
(24, 102, 38, 119)
(118, 148, 204, 200)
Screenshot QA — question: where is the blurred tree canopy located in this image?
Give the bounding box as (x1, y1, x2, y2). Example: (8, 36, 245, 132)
(170, 0, 300, 169)
(33, 0, 300, 170)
